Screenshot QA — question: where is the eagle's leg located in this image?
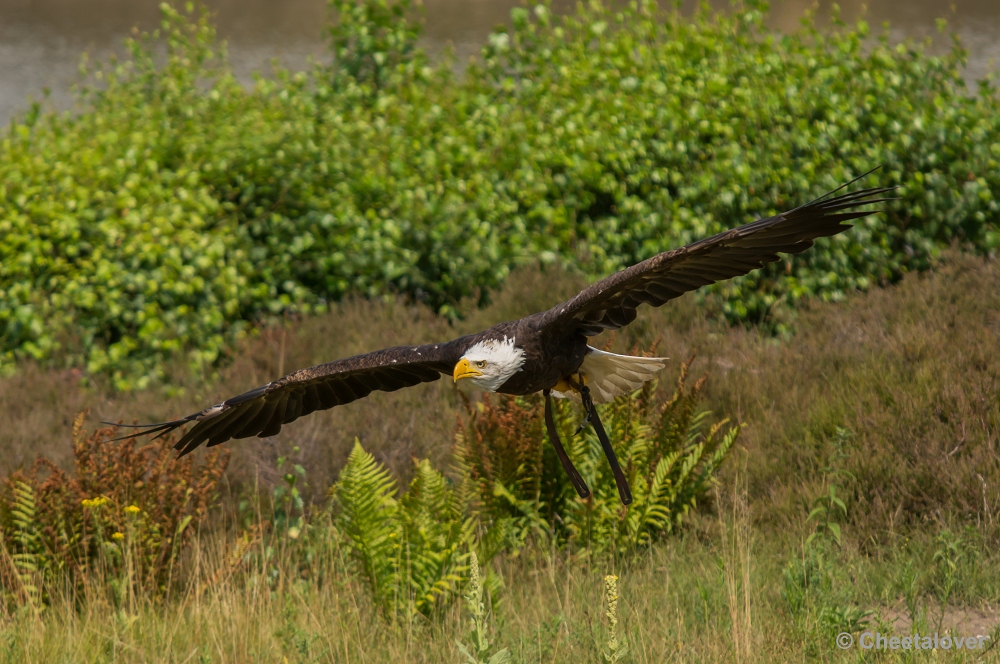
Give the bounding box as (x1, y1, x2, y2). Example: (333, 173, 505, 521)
(572, 375, 634, 506)
(543, 389, 591, 499)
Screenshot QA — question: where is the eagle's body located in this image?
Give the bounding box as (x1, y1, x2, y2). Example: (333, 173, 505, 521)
(114, 171, 893, 503)
(470, 315, 589, 396)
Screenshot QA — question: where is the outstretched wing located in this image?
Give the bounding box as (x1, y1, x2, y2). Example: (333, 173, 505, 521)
(110, 342, 464, 456)
(539, 171, 895, 336)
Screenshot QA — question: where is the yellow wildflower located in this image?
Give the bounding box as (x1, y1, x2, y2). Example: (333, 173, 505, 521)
(112, 532, 125, 541)
(82, 496, 109, 509)
(124, 505, 141, 515)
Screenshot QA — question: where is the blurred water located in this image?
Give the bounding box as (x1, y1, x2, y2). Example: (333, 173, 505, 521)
(0, 0, 997, 124)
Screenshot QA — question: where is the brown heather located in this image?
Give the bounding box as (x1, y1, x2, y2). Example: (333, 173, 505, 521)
(458, 392, 547, 516)
(0, 413, 229, 600)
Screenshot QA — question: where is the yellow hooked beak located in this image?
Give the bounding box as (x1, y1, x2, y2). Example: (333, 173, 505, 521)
(453, 358, 484, 382)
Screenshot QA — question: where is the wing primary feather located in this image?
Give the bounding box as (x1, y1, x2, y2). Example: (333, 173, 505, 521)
(101, 419, 187, 429)
(790, 166, 885, 209)
(206, 397, 266, 447)
(282, 393, 303, 424)
(217, 398, 266, 439)
(332, 379, 358, 402)
(222, 385, 270, 407)
(113, 342, 457, 455)
(173, 423, 209, 456)
(388, 367, 428, 383)
(299, 386, 320, 415)
(373, 370, 408, 391)
(631, 290, 662, 305)
(353, 373, 382, 391)
(206, 419, 248, 448)
(343, 376, 374, 399)
(259, 394, 289, 437)
(642, 283, 681, 301)
(233, 398, 279, 439)
(148, 424, 184, 444)
(812, 194, 897, 213)
(102, 421, 184, 443)
(313, 381, 339, 408)
(174, 403, 252, 456)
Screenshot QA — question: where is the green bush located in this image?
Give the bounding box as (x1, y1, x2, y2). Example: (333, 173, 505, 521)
(1, 0, 998, 388)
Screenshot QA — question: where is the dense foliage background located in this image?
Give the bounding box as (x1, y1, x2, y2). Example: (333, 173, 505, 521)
(1, 0, 998, 389)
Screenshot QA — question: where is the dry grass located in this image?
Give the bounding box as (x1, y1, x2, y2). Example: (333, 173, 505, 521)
(3, 514, 997, 663)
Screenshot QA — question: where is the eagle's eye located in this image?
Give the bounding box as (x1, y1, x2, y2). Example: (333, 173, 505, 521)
(476, 360, 487, 368)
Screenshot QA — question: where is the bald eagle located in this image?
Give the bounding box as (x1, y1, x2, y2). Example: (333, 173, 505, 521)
(112, 171, 892, 505)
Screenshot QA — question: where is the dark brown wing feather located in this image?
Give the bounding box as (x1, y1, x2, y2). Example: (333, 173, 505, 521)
(540, 173, 895, 336)
(109, 342, 464, 456)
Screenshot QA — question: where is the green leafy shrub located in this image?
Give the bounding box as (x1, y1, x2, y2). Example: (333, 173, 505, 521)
(1, 0, 998, 388)
(326, 0, 425, 90)
(0, 412, 229, 607)
(0, 4, 253, 390)
(457, 354, 739, 552)
(470, 0, 1000, 324)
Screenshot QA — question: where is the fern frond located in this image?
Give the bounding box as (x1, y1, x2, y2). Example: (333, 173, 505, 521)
(332, 439, 401, 615)
(10, 480, 43, 608)
(399, 459, 478, 616)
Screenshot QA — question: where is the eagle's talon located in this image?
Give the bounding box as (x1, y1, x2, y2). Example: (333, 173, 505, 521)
(573, 380, 595, 435)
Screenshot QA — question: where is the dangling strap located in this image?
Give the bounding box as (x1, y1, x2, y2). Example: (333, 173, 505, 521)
(579, 384, 634, 506)
(543, 389, 591, 499)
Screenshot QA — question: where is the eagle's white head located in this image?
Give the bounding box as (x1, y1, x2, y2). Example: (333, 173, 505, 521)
(453, 336, 526, 391)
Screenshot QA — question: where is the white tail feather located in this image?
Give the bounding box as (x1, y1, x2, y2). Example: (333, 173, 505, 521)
(551, 346, 667, 403)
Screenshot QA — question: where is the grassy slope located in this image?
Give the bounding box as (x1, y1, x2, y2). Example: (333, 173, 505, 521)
(2, 253, 999, 661)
